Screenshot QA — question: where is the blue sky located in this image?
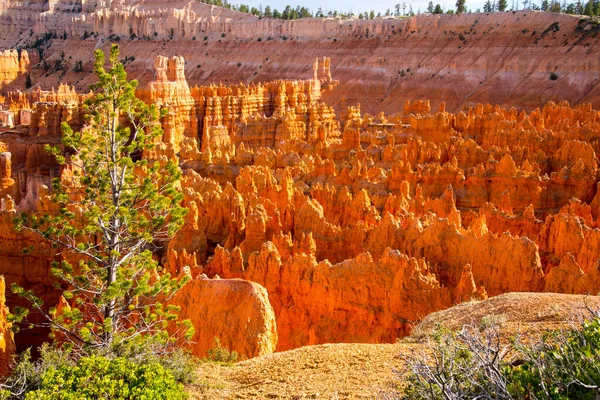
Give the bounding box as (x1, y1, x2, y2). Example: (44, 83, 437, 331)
(237, 0, 495, 14)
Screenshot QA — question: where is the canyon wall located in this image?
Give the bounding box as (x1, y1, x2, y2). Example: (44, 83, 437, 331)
(1, 4, 600, 114)
(1, 50, 600, 355)
(0, 276, 16, 377)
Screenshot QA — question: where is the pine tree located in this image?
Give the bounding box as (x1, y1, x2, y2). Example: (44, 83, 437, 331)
(264, 5, 272, 17)
(428, 1, 435, 12)
(456, 0, 467, 13)
(499, 0, 508, 10)
(12, 45, 191, 355)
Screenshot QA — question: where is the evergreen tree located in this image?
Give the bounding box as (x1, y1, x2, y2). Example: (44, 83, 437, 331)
(12, 45, 190, 355)
(264, 5, 272, 17)
(585, 0, 594, 14)
(427, 1, 435, 12)
(434, 3, 444, 13)
(484, 0, 494, 11)
(499, 0, 508, 10)
(456, 0, 467, 13)
(550, 0, 562, 10)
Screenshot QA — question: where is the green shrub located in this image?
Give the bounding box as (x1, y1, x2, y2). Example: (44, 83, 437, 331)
(0, 344, 73, 399)
(508, 316, 600, 399)
(24, 355, 186, 400)
(400, 310, 600, 400)
(1, 339, 197, 398)
(204, 338, 239, 364)
(550, 72, 559, 80)
(109, 337, 198, 384)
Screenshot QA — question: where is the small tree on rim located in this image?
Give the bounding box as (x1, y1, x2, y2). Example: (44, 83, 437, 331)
(11, 44, 191, 356)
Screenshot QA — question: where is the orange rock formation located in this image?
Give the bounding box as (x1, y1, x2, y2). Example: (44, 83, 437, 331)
(174, 273, 277, 358)
(0, 49, 28, 91)
(2, 51, 600, 358)
(0, 276, 16, 377)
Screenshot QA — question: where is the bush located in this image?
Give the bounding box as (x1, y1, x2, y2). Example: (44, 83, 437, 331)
(108, 337, 198, 384)
(508, 315, 600, 399)
(550, 72, 559, 80)
(72, 60, 83, 72)
(402, 324, 512, 399)
(24, 355, 186, 400)
(204, 338, 239, 364)
(399, 308, 600, 400)
(0, 344, 73, 399)
(1, 338, 197, 398)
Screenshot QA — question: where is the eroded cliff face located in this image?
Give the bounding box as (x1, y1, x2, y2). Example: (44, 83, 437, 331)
(1, 52, 600, 356)
(0, 276, 16, 377)
(0, 5, 599, 114)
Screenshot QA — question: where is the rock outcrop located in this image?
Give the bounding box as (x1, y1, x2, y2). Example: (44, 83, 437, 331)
(173, 274, 277, 358)
(203, 245, 454, 350)
(0, 49, 28, 91)
(0, 276, 16, 377)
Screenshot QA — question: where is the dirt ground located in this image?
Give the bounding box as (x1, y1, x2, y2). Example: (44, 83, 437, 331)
(188, 341, 416, 399)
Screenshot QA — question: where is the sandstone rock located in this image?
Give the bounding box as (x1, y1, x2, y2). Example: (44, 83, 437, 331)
(0, 49, 28, 91)
(1, 46, 600, 357)
(205, 244, 451, 350)
(0, 276, 15, 377)
(172, 275, 277, 359)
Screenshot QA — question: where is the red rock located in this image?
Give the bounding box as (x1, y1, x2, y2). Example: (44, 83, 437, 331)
(1, 46, 600, 357)
(0, 276, 16, 377)
(172, 274, 277, 359)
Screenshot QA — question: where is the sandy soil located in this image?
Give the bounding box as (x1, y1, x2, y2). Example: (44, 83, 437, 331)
(188, 342, 414, 399)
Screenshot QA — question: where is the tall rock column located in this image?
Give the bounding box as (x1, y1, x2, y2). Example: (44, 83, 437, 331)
(139, 55, 198, 154)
